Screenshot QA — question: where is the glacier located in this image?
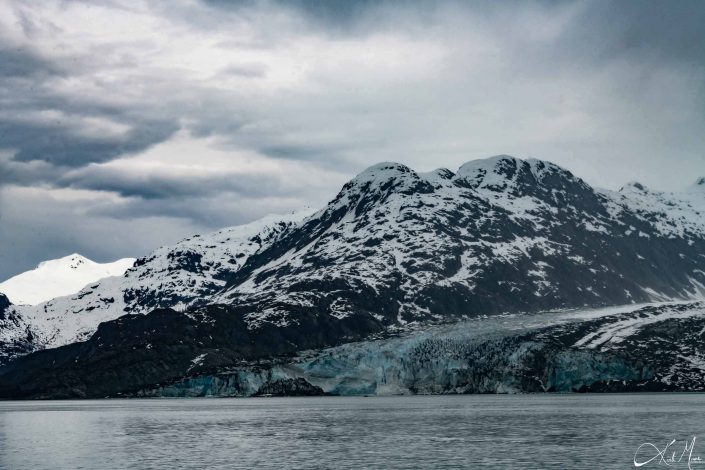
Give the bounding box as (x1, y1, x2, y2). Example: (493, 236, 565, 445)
(139, 302, 702, 398)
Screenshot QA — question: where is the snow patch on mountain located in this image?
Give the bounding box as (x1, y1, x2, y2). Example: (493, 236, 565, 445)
(603, 180, 705, 239)
(0, 254, 135, 306)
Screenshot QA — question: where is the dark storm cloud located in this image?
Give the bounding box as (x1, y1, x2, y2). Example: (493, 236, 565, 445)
(573, 0, 705, 65)
(259, 0, 382, 31)
(0, 116, 179, 167)
(0, 46, 180, 176)
(199, 0, 705, 58)
(60, 166, 296, 200)
(199, 0, 414, 35)
(0, 47, 63, 78)
(260, 144, 344, 162)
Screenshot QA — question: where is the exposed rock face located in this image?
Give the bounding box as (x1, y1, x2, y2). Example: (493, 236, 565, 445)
(1, 156, 705, 398)
(0, 294, 10, 315)
(0, 295, 35, 365)
(254, 378, 325, 397)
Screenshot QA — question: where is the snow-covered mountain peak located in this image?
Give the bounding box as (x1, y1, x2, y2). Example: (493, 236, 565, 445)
(342, 161, 431, 195)
(606, 179, 705, 239)
(349, 162, 414, 183)
(524, 158, 575, 181)
(453, 155, 577, 193)
(455, 154, 518, 185)
(419, 168, 455, 186)
(0, 255, 135, 306)
(325, 162, 434, 217)
(37, 253, 89, 271)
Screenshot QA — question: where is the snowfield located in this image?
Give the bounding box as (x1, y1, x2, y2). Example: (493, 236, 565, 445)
(0, 254, 135, 306)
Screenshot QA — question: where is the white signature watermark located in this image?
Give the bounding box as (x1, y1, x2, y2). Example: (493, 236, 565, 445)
(635, 437, 705, 469)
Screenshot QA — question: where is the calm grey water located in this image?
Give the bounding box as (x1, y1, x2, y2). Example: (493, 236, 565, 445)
(1, 394, 704, 469)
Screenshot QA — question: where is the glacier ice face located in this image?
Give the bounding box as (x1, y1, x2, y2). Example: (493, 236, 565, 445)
(142, 302, 705, 398)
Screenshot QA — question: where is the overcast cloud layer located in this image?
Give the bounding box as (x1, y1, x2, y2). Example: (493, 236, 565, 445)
(0, 0, 704, 280)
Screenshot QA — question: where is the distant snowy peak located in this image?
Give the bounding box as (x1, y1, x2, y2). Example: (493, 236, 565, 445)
(38, 253, 98, 271)
(610, 178, 705, 238)
(0, 254, 135, 305)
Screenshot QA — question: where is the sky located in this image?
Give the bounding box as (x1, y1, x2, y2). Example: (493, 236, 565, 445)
(0, 0, 704, 280)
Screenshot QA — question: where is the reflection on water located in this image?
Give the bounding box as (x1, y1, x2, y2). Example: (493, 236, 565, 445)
(1, 394, 703, 469)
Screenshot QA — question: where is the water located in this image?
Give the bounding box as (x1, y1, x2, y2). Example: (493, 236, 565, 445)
(1, 394, 704, 469)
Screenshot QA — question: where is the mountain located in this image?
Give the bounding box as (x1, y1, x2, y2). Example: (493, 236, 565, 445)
(0, 254, 135, 306)
(1, 155, 704, 398)
(212, 157, 705, 329)
(0, 212, 310, 363)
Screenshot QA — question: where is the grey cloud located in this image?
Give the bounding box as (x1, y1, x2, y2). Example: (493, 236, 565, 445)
(60, 167, 299, 200)
(0, 155, 62, 186)
(0, 47, 63, 78)
(572, 0, 705, 65)
(0, 116, 179, 167)
(259, 144, 345, 162)
(199, 0, 422, 37)
(203, 0, 705, 67)
(81, 193, 309, 229)
(220, 63, 268, 78)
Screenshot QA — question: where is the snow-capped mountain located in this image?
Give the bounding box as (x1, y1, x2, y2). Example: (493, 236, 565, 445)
(1, 155, 705, 398)
(0, 212, 311, 360)
(0, 254, 135, 306)
(214, 156, 705, 331)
